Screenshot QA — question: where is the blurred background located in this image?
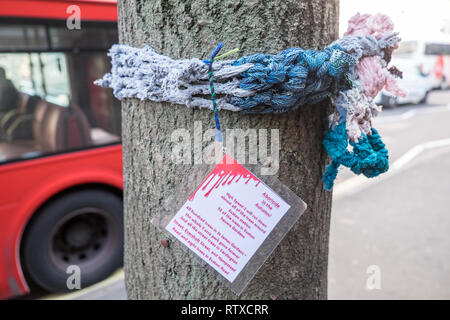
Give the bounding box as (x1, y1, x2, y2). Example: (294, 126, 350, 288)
(329, 0, 450, 299)
(0, 0, 449, 300)
(0, 0, 124, 300)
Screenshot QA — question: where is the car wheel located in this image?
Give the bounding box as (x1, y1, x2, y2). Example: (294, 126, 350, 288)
(22, 189, 123, 293)
(440, 77, 448, 90)
(419, 90, 429, 104)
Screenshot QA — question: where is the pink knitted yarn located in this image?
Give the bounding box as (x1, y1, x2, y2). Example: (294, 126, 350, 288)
(344, 13, 394, 39)
(357, 56, 406, 98)
(345, 13, 406, 98)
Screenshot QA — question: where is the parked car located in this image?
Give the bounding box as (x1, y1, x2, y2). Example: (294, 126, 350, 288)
(375, 59, 433, 107)
(376, 35, 450, 107)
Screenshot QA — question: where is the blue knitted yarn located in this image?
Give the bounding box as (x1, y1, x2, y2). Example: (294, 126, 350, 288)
(95, 37, 398, 190)
(230, 44, 356, 114)
(204, 43, 224, 143)
(322, 122, 389, 190)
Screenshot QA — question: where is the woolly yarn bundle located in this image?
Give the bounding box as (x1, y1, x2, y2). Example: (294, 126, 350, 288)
(95, 13, 406, 190)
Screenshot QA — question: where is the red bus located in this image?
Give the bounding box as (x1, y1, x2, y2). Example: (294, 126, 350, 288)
(0, 0, 122, 299)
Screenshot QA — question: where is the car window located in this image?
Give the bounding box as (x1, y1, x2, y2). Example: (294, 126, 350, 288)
(393, 41, 418, 56)
(425, 43, 450, 55)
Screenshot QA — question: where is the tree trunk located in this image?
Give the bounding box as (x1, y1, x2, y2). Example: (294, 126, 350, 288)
(119, 0, 338, 299)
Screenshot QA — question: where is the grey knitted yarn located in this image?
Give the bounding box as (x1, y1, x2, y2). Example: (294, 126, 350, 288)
(95, 33, 399, 113)
(94, 44, 254, 111)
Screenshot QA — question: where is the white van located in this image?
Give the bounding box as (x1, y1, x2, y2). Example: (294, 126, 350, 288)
(375, 34, 450, 107)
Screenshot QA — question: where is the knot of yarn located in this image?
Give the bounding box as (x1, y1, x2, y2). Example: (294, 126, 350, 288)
(95, 12, 405, 190)
(229, 44, 356, 114)
(322, 122, 389, 190)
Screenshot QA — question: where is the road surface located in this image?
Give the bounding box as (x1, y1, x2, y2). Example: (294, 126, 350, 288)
(328, 90, 450, 299)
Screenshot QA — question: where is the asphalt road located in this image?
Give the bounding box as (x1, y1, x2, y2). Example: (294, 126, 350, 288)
(44, 90, 450, 300)
(329, 89, 450, 299)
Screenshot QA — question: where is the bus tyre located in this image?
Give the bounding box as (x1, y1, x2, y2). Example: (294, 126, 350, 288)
(22, 189, 123, 293)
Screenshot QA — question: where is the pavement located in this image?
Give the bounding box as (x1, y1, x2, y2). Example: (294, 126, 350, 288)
(42, 90, 450, 300)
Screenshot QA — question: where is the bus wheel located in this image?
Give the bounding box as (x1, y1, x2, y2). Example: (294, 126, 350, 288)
(22, 189, 123, 293)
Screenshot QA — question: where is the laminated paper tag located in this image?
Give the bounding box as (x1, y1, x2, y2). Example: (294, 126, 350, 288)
(164, 154, 303, 285)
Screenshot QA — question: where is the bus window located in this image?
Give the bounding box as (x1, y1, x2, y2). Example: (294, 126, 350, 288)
(0, 23, 120, 164)
(39, 53, 71, 106)
(0, 24, 47, 51)
(49, 25, 117, 50)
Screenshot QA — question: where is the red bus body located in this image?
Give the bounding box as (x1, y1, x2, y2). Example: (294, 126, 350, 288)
(0, 0, 121, 299)
(0, 0, 117, 22)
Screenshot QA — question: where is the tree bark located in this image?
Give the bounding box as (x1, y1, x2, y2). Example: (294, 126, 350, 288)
(120, 0, 338, 299)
